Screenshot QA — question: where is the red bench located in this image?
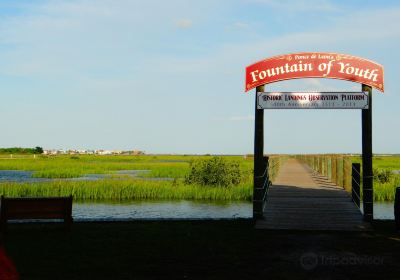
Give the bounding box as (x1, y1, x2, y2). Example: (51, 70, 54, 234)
(0, 196, 73, 231)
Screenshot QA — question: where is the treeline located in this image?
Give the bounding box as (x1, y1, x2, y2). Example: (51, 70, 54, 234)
(0, 147, 43, 154)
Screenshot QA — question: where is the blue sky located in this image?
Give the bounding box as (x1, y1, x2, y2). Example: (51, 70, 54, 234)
(0, 0, 399, 154)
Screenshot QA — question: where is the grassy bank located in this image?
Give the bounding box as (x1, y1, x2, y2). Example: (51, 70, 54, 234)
(373, 176, 400, 201)
(0, 155, 193, 179)
(4, 221, 400, 280)
(0, 154, 282, 201)
(0, 154, 251, 179)
(0, 179, 253, 201)
(356, 156, 400, 201)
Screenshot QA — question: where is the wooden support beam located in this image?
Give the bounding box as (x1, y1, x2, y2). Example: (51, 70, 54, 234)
(362, 84, 373, 221)
(253, 85, 264, 219)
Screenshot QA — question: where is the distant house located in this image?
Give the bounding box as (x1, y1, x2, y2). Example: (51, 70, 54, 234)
(96, 150, 112, 155)
(43, 149, 144, 156)
(43, 149, 67, 155)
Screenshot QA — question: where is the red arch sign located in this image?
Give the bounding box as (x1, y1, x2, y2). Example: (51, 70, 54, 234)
(245, 52, 384, 92)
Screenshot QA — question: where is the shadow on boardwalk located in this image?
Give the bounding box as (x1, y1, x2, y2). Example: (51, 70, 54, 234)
(256, 158, 371, 231)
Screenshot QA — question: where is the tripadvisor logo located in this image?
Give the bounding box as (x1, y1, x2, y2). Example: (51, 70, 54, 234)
(300, 252, 384, 270)
(300, 252, 318, 270)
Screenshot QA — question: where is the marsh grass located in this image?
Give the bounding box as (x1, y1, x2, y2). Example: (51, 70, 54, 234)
(0, 179, 253, 201)
(0, 155, 192, 178)
(373, 175, 400, 201)
(0, 155, 252, 179)
(136, 164, 190, 179)
(353, 156, 400, 201)
(0, 154, 263, 201)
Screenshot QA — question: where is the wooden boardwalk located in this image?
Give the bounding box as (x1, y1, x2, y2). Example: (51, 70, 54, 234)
(256, 158, 371, 231)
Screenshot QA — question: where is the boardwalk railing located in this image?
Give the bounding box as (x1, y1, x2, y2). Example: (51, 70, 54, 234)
(253, 156, 281, 219)
(298, 155, 364, 211)
(395, 187, 400, 231)
(352, 163, 361, 209)
(297, 155, 353, 192)
(253, 156, 269, 219)
(256, 158, 371, 231)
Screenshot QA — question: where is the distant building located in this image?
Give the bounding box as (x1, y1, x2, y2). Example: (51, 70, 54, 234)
(131, 150, 145, 155)
(96, 150, 113, 155)
(43, 149, 145, 155)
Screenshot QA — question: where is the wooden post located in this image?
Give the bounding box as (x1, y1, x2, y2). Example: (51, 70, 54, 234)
(344, 157, 352, 192)
(362, 84, 373, 221)
(332, 156, 337, 184)
(253, 85, 265, 219)
(327, 157, 332, 180)
(318, 156, 322, 174)
(395, 187, 400, 231)
(337, 157, 343, 187)
(352, 163, 361, 208)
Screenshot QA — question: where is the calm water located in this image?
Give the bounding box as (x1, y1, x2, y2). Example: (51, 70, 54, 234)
(0, 170, 52, 183)
(359, 202, 395, 220)
(0, 169, 174, 182)
(71, 201, 394, 221)
(73, 200, 252, 220)
(0, 170, 395, 220)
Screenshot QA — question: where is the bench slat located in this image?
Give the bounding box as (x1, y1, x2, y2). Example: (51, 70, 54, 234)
(0, 196, 73, 231)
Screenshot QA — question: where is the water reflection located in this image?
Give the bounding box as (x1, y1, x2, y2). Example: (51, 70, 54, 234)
(374, 202, 395, 220)
(360, 202, 395, 220)
(0, 170, 52, 183)
(0, 169, 172, 182)
(72, 200, 252, 221)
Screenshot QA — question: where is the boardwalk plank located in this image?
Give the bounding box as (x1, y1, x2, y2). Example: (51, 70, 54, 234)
(256, 158, 371, 231)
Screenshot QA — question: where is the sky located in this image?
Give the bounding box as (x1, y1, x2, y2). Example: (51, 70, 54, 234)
(0, 0, 399, 154)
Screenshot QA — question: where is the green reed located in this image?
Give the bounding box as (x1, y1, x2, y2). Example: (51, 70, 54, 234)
(0, 179, 253, 201)
(373, 175, 400, 202)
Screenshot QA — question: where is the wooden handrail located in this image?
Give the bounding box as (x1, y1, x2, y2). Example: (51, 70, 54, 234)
(352, 163, 361, 209)
(0, 196, 73, 232)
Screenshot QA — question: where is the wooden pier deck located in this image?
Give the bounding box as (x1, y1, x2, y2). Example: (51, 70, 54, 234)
(256, 158, 371, 231)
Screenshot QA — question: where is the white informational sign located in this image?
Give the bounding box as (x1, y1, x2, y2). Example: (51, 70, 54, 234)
(257, 92, 369, 109)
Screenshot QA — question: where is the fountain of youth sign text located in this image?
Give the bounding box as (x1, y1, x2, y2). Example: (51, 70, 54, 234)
(257, 92, 369, 109)
(245, 52, 384, 92)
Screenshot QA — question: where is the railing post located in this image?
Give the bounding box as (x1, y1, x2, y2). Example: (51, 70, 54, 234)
(332, 156, 337, 184)
(253, 85, 264, 219)
(344, 157, 352, 192)
(362, 84, 373, 221)
(338, 157, 344, 188)
(395, 187, 400, 231)
(263, 156, 269, 183)
(325, 156, 328, 177)
(318, 156, 322, 174)
(327, 157, 332, 180)
(352, 163, 361, 208)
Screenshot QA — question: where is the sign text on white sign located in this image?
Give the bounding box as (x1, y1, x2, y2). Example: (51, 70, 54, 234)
(257, 92, 369, 109)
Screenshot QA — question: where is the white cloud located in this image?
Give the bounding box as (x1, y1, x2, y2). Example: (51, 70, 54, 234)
(175, 19, 193, 29)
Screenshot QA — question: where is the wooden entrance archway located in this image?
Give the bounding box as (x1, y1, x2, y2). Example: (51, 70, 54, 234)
(245, 52, 384, 222)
